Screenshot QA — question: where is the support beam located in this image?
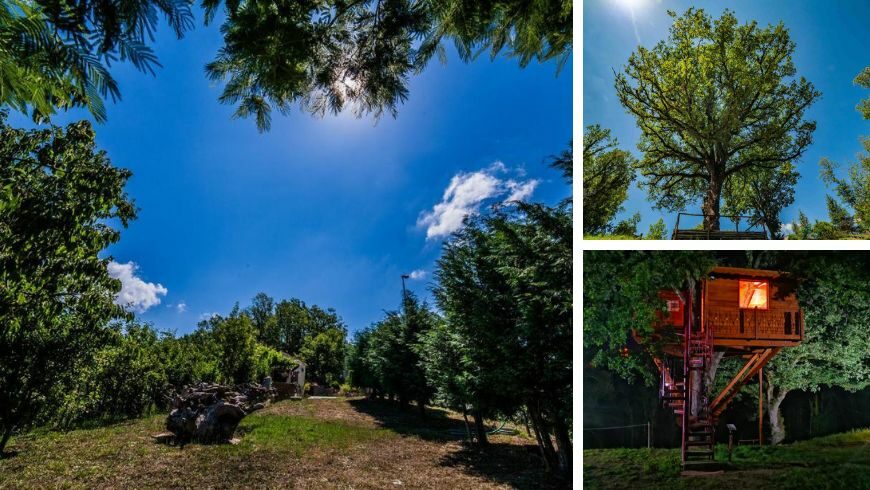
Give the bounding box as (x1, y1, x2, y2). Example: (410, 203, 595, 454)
(759, 368, 764, 446)
(710, 352, 760, 411)
(710, 348, 781, 417)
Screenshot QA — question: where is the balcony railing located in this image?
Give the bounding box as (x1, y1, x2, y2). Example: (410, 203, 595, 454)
(672, 213, 768, 240)
(706, 306, 802, 341)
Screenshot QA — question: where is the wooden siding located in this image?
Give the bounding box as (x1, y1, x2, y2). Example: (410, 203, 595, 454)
(704, 277, 802, 343)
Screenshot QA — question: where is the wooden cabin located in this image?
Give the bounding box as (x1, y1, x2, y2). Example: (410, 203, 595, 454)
(655, 267, 803, 350)
(649, 266, 803, 465)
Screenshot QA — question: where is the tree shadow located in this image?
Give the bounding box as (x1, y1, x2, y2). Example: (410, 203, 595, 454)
(439, 442, 568, 489)
(347, 398, 568, 489)
(347, 398, 465, 441)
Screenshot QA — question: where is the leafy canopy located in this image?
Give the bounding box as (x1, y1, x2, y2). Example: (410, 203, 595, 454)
(820, 66, 870, 234)
(0, 113, 135, 452)
(0, 0, 193, 122)
(583, 125, 635, 235)
(615, 8, 819, 230)
(204, 0, 572, 130)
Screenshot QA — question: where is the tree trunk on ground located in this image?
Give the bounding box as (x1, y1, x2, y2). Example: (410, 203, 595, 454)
(527, 402, 559, 470)
(552, 417, 573, 476)
(766, 382, 789, 445)
(702, 175, 723, 231)
(462, 410, 473, 442)
(473, 409, 488, 447)
(0, 426, 14, 456)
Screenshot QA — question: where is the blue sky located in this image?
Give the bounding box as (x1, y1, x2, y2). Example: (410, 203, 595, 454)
(9, 13, 572, 335)
(584, 0, 870, 234)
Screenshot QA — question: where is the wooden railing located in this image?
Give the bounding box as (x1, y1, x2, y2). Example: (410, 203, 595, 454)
(706, 306, 802, 341)
(672, 213, 768, 240)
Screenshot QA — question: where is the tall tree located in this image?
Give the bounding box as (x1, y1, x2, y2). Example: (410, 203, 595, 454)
(760, 252, 870, 444)
(723, 162, 799, 238)
(583, 125, 635, 235)
(299, 326, 348, 385)
(615, 9, 819, 231)
(248, 292, 275, 334)
(820, 66, 870, 233)
(0, 114, 135, 454)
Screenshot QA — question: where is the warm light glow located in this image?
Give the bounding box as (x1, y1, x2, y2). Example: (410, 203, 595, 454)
(739, 281, 769, 309)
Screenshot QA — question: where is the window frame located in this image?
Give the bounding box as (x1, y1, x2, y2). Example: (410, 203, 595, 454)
(738, 279, 770, 310)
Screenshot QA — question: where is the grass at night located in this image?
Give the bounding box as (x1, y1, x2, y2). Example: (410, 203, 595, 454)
(583, 428, 870, 489)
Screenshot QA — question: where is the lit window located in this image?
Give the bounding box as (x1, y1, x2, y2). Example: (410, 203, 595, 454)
(739, 280, 768, 309)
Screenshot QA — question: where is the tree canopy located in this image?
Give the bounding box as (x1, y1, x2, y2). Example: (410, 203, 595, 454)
(206, 0, 572, 130)
(583, 125, 635, 235)
(0, 0, 193, 122)
(0, 113, 135, 453)
(615, 8, 819, 231)
(820, 66, 870, 235)
(0, 0, 571, 129)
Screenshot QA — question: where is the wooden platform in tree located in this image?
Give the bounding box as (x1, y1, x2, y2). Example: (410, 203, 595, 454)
(671, 213, 768, 240)
(672, 229, 768, 240)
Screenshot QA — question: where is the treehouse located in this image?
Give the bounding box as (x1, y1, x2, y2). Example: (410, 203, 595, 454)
(648, 267, 803, 466)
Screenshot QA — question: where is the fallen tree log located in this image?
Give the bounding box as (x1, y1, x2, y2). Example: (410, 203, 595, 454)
(161, 382, 275, 445)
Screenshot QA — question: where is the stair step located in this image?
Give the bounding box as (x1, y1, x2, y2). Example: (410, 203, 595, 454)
(685, 450, 714, 457)
(686, 440, 714, 446)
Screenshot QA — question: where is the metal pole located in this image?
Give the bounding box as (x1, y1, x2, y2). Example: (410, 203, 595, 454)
(759, 368, 764, 446)
(647, 422, 651, 448)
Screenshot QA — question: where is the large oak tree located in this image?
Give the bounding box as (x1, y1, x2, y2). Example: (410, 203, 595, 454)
(615, 9, 819, 231)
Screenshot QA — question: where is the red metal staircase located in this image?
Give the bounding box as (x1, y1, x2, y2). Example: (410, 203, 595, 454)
(654, 302, 716, 464)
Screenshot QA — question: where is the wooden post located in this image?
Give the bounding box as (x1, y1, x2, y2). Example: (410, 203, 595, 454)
(758, 368, 764, 446)
(647, 422, 651, 449)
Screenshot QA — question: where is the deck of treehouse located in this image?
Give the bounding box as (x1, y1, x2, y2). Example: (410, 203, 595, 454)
(650, 267, 803, 466)
(671, 213, 769, 240)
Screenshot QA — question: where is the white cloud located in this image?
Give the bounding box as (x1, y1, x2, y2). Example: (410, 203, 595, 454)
(504, 179, 540, 203)
(408, 269, 426, 280)
(176, 302, 187, 313)
(781, 223, 795, 235)
(199, 312, 219, 321)
(107, 261, 168, 313)
(417, 162, 539, 239)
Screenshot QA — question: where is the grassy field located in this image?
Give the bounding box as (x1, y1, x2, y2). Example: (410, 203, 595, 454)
(583, 429, 870, 489)
(0, 397, 562, 489)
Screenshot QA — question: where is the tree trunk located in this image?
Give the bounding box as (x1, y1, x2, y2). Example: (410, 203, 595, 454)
(0, 425, 13, 456)
(702, 175, 723, 231)
(473, 409, 489, 447)
(417, 399, 426, 418)
(527, 403, 559, 470)
(704, 352, 725, 397)
(766, 383, 789, 445)
(552, 417, 573, 476)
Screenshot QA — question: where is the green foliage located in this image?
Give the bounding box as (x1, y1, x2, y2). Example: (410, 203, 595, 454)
(258, 297, 346, 357)
(583, 125, 635, 234)
(0, 0, 193, 122)
(356, 293, 437, 406)
(199, 312, 259, 384)
(583, 251, 715, 383)
(645, 218, 667, 240)
(0, 114, 135, 452)
(764, 253, 870, 396)
(615, 8, 819, 230)
(611, 212, 641, 238)
(54, 322, 167, 429)
(204, 0, 571, 130)
(819, 66, 870, 233)
(299, 327, 348, 385)
(724, 162, 799, 238)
